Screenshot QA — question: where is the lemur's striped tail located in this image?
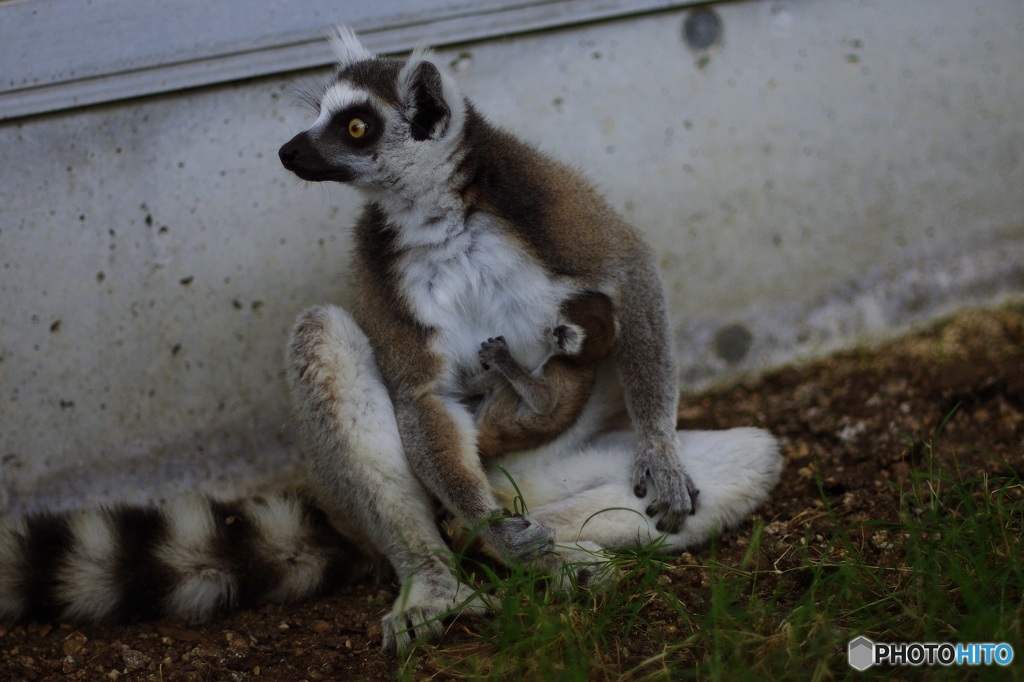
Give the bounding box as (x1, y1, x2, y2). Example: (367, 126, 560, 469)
(0, 493, 374, 626)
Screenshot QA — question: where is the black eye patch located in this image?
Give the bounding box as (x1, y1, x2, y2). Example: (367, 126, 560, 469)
(328, 105, 383, 150)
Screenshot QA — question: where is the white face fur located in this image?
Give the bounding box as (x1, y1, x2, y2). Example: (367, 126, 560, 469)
(279, 33, 467, 196)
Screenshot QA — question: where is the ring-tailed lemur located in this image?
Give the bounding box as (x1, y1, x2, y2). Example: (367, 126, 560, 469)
(471, 291, 617, 458)
(278, 24, 701, 559)
(0, 26, 783, 655)
(278, 25, 779, 649)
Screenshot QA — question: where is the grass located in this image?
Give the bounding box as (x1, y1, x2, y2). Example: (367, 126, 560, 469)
(401, 411, 1024, 680)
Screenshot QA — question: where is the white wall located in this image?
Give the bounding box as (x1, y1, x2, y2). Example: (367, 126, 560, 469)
(2, 0, 1022, 514)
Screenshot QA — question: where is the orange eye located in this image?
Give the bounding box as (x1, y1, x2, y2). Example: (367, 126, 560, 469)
(347, 118, 368, 138)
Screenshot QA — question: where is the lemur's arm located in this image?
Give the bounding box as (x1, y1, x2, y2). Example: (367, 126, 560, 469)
(351, 257, 554, 563)
(392, 391, 553, 560)
(613, 249, 700, 531)
(461, 366, 502, 397)
(478, 336, 560, 415)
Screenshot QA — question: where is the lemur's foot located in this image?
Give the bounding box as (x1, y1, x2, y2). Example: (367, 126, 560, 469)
(381, 560, 489, 654)
(478, 336, 512, 370)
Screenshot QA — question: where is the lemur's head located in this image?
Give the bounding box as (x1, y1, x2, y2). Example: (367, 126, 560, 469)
(278, 25, 467, 191)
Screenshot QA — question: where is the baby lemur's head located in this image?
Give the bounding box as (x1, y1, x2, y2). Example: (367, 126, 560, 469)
(278, 25, 467, 191)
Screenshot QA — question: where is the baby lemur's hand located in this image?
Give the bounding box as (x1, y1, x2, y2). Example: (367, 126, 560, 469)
(478, 336, 513, 370)
(632, 439, 700, 533)
(552, 324, 583, 356)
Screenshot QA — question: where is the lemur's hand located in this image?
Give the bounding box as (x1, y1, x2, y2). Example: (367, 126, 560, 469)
(632, 440, 700, 533)
(486, 511, 555, 562)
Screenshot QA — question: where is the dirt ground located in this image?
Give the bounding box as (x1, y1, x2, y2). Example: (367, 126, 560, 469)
(1, 303, 1021, 681)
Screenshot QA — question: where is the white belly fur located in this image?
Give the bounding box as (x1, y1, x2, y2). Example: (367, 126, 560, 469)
(396, 213, 572, 389)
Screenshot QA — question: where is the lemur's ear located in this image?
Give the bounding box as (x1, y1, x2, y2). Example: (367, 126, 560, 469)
(398, 51, 452, 141)
(329, 24, 373, 68)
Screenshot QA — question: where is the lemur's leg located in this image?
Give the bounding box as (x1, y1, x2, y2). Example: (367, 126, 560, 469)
(478, 336, 559, 414)
(286, 305, 484, 653)
(487, 428, 782, 558)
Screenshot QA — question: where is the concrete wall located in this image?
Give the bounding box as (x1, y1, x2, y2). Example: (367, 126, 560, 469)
(2, 0, 1022, 515)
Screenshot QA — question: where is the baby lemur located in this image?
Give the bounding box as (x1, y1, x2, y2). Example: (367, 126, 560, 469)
(471, 291, 616, 458)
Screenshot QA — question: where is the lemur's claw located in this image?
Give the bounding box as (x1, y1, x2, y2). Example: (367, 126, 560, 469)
(632, 442, 699, 532)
